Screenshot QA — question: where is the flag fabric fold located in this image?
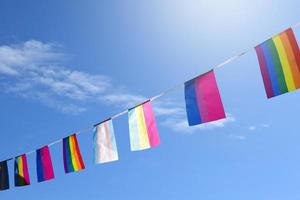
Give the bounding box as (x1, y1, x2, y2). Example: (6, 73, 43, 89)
(184, 70, 226, 126)
(93, 119, 119, 164)
(14, 154, 30, 186)
(36, 146, 55, 182)
(0, 160, 9, 191)
(128, 101, 160, 151)
(63, 134, 85, 173)
(255, 28, 300, 98)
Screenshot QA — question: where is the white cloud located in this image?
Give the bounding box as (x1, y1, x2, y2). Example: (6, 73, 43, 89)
(229, 134, 246, 140)
(0, 40, 146, 114)
(161, 113, 236, 134)
(247, 123, 270, 131)
(102, 93, 146, 108)
(261, 123, 270, 128)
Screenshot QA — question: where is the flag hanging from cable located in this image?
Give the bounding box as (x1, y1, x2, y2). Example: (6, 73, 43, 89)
(0, 160, 9, 191)
(255, 28, 300, 98)
(14, 154, 30, 187)
(94, 119, 119, 164)
(36, 146, 55, 182)
(184, 70, 226, 126)
(128, 101, 160, 151)
(63, 134, 85, 173)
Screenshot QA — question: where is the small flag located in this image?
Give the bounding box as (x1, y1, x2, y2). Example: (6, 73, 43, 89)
(94, 119, 119, 164)
(14, 154, 30, 186)
(128, 101, 160, 151)
(36, 146, 55, 182)
(0, 160, 9, 191)
(63, 134, 85, 173)
(184, 70, 226, 126)
(255, 28, 300, 98)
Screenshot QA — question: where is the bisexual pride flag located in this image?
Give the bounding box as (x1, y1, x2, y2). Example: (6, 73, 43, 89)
(184, 70, 226, 126)
(255, 28, 300, 98)
(36, 146, 55, 182)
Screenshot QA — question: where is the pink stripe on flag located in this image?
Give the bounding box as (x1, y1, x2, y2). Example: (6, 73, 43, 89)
(22, 155, 30, 184)
(142, 101, 160, 147)
(41, 147, 54, 181)
(195, 70, 225, 123)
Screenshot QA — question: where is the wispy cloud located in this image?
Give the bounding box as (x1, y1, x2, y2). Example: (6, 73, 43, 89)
(162, 113, 235, 134)
(248, 126, 256, 131)
(0, 40, 147, 114)
(247, 123, 270, 131)
(229, 134, 246, 140)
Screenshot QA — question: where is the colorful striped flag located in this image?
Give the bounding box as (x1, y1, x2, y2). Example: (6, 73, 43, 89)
(255, 28, 300, 98)
(63, 134, 85, 173)
(14, 154, 30, 186)
(0, 160, 9, 190)
(36, 146, 55, 182)
(185, 70, 226, 126)
(94, 119, 119, 164)
(128, 101, 160, 151)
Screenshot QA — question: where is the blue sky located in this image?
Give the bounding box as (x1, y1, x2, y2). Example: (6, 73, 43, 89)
(1, 0, 300, 199)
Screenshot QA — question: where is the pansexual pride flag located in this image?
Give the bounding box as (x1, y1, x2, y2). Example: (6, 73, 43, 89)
(0, 160, 9, 190)
(14, 154, 30, 187)
(63, 134, 85, 173)
(184, 70, 226, 126)
(94, 119, 119, 164)
(255, 28, 300, 98)
(128, 101, 160, 151)
(36, 146, 55, 182)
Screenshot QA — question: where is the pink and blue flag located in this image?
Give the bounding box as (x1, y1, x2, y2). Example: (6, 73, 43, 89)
(36, 146, 55, 182)
(184, 70, 226, 126)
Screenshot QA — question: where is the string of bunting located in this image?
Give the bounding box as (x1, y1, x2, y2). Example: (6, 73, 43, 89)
(1, 22, 300, 190)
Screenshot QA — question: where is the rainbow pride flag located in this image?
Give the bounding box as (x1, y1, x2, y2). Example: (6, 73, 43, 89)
(36, 146, 55, 182)
(63, 134, 85, 173)
(128, 101, 160, 151)
(0, 160, 9, 190)
(255, 28, 300, 98)
(14, 154, 30, 186)
(185, 70, 226, 126)
(94, 119, 119, 164)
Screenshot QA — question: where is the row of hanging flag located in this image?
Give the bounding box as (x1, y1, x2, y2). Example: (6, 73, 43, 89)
(1, 27, 300, 191)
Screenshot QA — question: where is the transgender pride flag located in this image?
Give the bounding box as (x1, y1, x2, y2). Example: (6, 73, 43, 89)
(184, 70, 226, 126)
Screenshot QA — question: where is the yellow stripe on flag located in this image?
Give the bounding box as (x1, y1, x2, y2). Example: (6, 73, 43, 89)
(69, 136, 79, 171)
(136, 106, 150, 150)
(272, 36, 296, 91)
(18, 157, 24, 178)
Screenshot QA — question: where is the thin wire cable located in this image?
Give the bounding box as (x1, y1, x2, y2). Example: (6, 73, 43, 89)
(4, 22, 300, 161)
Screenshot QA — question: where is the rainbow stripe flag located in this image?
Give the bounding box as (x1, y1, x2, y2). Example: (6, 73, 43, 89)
(0, 160, 9, 191)
(128, 101, 160, 151)
(63, 134, 85, 173)
(36, 146, 55, 182)
(14, 154, 30, 186)
(185, 70, 226, 126)
(94, 119, 119, 164)
(255, 28, 300, 98)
